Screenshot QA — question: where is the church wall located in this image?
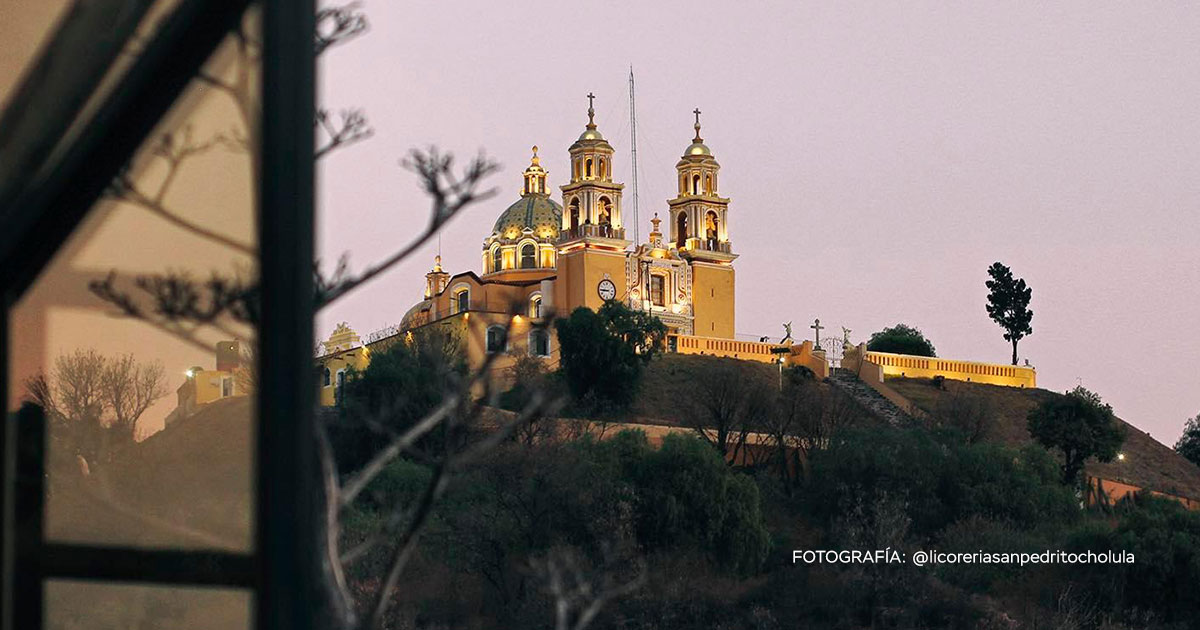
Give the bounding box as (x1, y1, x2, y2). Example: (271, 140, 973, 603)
(690, 262, 735, 339)
(672, 334, 782, 364)
(556, 248, 627, 314)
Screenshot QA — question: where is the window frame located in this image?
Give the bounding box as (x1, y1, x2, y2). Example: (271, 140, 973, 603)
(528, 328, 550, 358)
(486, 325, 507, 354)
(0, 1, 319, 629)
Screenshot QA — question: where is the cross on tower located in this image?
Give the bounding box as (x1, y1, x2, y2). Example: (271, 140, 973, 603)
(586, 92, 596, 125)
(811, 318, 824, 350)
(693, 108, 702, 140)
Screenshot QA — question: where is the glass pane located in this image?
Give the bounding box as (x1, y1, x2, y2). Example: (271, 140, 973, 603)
(8, 9, 261, 552)
(45, 580, 250, 630)
(0, 1, 74, 102)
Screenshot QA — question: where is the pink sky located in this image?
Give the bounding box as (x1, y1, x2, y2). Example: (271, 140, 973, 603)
(316, 1, 1200, 445)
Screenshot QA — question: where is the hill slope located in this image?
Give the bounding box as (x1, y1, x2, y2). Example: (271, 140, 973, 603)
(887, 377, 1200, 500)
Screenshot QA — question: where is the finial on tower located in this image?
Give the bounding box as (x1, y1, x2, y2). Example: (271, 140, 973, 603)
(693, 108, 703, 141)
(650, 213, 661, 234)
(586, 92, 597, 128)
(530, 145, 540, 166)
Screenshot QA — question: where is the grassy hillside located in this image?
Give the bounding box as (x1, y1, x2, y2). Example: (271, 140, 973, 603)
(887, 376, 1200, 500)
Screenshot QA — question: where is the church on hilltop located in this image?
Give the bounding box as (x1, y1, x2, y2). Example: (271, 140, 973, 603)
(311, 94, 1036, 407)
(314, 94, 799, 405)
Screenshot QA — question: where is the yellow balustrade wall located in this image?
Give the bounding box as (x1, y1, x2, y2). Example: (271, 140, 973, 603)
(862, 349, 1037, 388)
(673, 334, 785, 363)
(670, 335, 829, 377)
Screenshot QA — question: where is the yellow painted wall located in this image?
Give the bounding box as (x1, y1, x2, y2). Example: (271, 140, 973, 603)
(671, 336, 829, 378)
(317, 347, 370, 407)
(555, 247, 628, 313)
(691, 262, 734, 339)
(863, 349, 1037, 388)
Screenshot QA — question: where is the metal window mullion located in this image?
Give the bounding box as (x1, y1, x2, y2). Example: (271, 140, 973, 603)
(256, 0, 317, 629)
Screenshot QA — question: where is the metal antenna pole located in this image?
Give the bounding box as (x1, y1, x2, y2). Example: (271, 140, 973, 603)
(629, 66, 640, 245)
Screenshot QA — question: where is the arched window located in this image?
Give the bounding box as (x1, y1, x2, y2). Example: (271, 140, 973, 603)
(529, 329, 550, 357)
(704, 174, 712, 194)
(322, 367, 331, 387)
(336, 369, 346, 390)
(520, 243, 536, 268)
(452, 287, 470, 313)
(568, 198, 581, 230)
(486, 325, 507, 354)
(692, 174, 701, 195)
(598, 157, 606, 179)
(585, 158, 593, 178)
(705, 210, 719, 240)
(529, 294, 542, 318)
(675, 212, 688, 248)
(597, 196, 612, 225)
(491, 247, 502, 273)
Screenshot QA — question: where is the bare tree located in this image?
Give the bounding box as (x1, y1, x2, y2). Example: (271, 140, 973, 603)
(102, 353, 168, 443)
(686, 359, 773, 463)
(30, 349, 169, 466)
(762, 373, 858, 487)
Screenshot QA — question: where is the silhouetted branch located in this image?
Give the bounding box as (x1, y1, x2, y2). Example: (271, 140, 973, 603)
(535, 547, 647, 630)
(315, 148, 500, 309)
(316, 3, 368, 55)
(315, 108, 373, 159)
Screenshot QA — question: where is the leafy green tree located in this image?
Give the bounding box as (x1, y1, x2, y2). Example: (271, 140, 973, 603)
(985, 261, 1034, 365)
(334, 327, 465, 469)
(1027, 386, 1126, 485)
(554, 300, 667, 412)
(866, 323, 936, 357)
(1175, 413, 1200, 468)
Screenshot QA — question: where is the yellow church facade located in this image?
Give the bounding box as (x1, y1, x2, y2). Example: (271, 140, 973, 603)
(316, 96, 760, 402)
(311, 95, 1034, 406)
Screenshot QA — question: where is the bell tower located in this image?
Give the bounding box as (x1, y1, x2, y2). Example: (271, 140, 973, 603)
(668, 109, 737, 338)
(559, 93, 626, 237)
(555, 93, 631, 313)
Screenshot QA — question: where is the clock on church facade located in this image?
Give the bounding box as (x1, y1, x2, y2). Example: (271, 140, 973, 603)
(316, 93, 740, 403)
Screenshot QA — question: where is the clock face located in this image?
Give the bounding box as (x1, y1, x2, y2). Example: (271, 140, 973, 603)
(597, 278, 617, 301)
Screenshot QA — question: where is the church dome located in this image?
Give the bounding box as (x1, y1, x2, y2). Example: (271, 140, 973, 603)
(684, 140, 711, 156)
(577, 126, 605, 142)
(491, 194, 562, 241)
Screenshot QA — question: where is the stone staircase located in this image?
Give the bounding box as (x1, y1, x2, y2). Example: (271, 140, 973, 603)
(827, 368, 915, 427)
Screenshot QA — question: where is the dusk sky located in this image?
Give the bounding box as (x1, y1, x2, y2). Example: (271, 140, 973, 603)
(316, 1, 1200, 444)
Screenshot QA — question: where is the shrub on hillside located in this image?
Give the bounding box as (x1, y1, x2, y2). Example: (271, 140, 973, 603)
(631, 433, 772, 575)
(805, 428, 1077, 538)
(1175, 412, 1200, 468)
(1027, 385, 1126, 485)
(1063, 494, 1200, 626)
(866, 323, 937, 357)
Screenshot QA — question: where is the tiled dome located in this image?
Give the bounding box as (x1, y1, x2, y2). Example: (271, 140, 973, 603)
(491, 194, 562, 241)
